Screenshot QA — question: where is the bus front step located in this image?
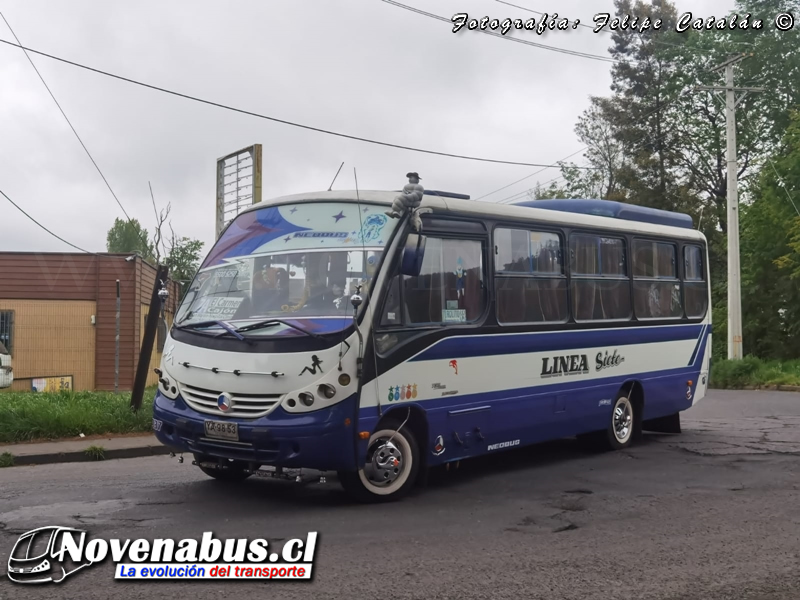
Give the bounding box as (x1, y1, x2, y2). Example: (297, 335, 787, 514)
(192, 460, 327, 484)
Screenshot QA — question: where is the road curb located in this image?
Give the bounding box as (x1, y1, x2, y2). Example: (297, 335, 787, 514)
(710, 385, 800, 392)
(5, 444, 173, 467)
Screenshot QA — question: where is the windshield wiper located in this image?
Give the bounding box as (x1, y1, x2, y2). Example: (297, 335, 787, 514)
(174, 320, 248, 342)
(234, 319, 326, 340)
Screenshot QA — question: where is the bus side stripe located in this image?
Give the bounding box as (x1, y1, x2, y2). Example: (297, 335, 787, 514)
(362, 362, 702, 418)
(408, 324, 704, 362)
(687, 324, 707, 366)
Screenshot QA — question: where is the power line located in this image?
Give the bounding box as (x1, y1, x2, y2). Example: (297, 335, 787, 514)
(0, 12, 133, 222)
(496, 172, 565, 204)
(1, 188, 94, 254)
(380, 0, 617, 63)
(0, 37, 600, 171)
(741, 111, 800, 218)
(495, 0, 696, 51)
(474, 147, 586, 200)
(479, 86, 694, 201)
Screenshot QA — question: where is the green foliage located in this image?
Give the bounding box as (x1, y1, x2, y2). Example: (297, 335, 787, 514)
(710, 357, 800, 388)
(85, 445, 106, 461)
(740, 110, 800, 359)
(0, 452, 13, 468)
(106, 218, 155, 260)
(546, 0, 799, 361)
(0, 388, 156, 443)
(105, 212, 204, 286)
(165, 235, 204, 284)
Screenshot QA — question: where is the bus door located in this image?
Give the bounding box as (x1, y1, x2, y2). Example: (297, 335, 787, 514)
(370, 216, 494, 460)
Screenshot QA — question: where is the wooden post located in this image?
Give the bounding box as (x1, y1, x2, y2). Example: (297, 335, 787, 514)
(115, 280, 120, 394)
(131, 264, 169, 411)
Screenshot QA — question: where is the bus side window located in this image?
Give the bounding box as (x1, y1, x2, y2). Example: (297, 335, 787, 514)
(632, 240, 682, 320)
(569, 234, 631, 322)
(401, 237, 485, 325)
(495, 228, 568, 324)
(683, 245, 708, 318)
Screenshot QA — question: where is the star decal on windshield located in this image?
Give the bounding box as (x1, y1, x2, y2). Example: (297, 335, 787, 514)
(333, 211, 346, 222)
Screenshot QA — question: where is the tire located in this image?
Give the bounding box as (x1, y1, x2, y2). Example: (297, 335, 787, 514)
(578, 392, 637, 452)
(605, 393, 635, 450)
(338, 420, 420, 503)
(195, 455, 253, 481)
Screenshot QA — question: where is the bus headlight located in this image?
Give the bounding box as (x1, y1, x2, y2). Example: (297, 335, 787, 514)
(318, 384, 336, 399)
(155, 368, 178, 400)
(298, 392, 315, 407)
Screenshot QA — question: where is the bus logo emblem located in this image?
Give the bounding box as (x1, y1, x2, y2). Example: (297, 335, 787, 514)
(217, 393, 233, 412)
(387, 384, 417, 402)
(541, 354, 589, 378)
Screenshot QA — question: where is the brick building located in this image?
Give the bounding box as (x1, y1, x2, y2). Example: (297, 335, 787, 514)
(0, 252, 180, 392)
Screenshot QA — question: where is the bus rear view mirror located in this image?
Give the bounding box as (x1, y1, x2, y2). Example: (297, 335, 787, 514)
(400, 233, 426, 277)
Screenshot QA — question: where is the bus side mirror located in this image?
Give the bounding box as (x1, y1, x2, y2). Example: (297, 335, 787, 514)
(399, 233, 426, 277)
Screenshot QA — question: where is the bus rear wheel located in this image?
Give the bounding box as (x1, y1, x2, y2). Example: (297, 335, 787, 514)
(606, 393, 635, 450)
(339, 420, 420, 503)
(579, 392, 636, 452)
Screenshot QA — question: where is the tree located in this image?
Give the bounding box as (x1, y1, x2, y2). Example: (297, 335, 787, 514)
(106, 218, 155, 260)
(165, 224, 204, 284)
(740, 110, 800, 359)
(105, 188, 205, 286)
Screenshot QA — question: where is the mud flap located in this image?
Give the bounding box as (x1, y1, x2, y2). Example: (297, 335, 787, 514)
(642, 412, 681, 434)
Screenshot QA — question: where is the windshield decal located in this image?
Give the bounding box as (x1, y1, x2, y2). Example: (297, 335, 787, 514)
(202, 204, 391, 270)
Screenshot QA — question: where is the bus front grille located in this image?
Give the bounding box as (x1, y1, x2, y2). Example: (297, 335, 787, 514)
(180, 383, 282, 419)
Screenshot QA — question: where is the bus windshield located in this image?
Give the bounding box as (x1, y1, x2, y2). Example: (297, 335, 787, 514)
(175, 202, 397, 336)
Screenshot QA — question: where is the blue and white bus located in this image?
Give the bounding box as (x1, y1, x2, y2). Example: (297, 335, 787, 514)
(152, 183, 711, 502)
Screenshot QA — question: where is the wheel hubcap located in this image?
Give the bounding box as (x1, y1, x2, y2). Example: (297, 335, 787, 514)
(614, 399, 632, 442)
(364, 438, 404, 486)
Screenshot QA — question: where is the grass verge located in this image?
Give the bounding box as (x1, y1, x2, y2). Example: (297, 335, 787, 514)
(0, 388, 156, 444)
(710, 357, 800, 389)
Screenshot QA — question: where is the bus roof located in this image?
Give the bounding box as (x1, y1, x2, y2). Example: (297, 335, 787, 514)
(512, 199, 695, 230)
(239, 190, 705, 241)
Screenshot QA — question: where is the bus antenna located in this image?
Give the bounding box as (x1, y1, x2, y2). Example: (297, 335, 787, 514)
(327, 161, 344, 191)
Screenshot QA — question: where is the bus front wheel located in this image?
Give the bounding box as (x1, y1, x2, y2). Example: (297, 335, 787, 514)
(338, 420, 420, 503)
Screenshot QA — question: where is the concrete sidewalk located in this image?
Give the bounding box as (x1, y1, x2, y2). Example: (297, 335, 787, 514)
(0, 435, 172, 467)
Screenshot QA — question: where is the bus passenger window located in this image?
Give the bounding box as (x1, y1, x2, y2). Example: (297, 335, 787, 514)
(569, 234, 631, 321)
(683, 245, 708, 318)
(495, 228, 567, 324)
(402, 237, 485, 325)
(632, 240, 682, 319)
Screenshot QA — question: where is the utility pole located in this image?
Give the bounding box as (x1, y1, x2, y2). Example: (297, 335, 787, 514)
(696, 53, 762, 360)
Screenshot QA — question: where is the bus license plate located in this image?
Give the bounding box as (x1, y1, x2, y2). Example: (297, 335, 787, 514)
(204, 420, 238, 441)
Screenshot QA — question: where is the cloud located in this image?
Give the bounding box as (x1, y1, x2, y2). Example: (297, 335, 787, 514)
(0, 0, 735, 255)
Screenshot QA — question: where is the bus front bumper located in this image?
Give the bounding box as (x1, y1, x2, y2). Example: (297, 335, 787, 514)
(152, 391, 357, 472)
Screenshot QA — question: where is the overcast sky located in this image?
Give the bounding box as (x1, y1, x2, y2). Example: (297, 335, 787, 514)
(0, 0, 735, 256)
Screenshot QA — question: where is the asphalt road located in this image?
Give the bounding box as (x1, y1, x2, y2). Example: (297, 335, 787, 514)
(1, 389, 800, 600)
